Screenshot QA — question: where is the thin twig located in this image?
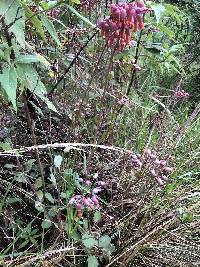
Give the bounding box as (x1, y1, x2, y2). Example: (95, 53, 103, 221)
(49, 30, 98, 96)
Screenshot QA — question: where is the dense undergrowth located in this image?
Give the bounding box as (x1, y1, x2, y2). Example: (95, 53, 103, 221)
(0, 0, 199, 266)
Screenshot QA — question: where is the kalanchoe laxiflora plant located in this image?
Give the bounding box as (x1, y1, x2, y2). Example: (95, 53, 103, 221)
(69, 173, 106, 219)
(97, 1, 152, 52)
(130, 148, 174, 187)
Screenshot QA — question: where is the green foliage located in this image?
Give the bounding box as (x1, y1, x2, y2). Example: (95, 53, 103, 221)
(54, 154, 63, 169)
(0, 65, 17, 111)
(151, 4, 166, 24)
(88, 255, 99, 267)
(0, 0, 57, 111)
(0, 0, 25, 47)
(82, 233, 98, 249)
(39, 13, 61, 46)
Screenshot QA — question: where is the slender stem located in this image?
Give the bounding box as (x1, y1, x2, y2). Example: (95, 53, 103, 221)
(126, 29, 143, 96)
(24, 100, 45, 190)
(49, 30, 98, 96)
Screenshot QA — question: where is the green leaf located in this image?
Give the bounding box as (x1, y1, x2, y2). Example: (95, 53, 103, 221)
(22, 4, 46, 40)
(49, 172, 57, 186)
(54, 155, 63, 169)
(0, 0, 25, 47)
(0, 49, 7, 61)
(144, 46, 162, 55)
(35, 200, 44, 212)
(0, 66, 17, 111)
(29, 100, 44, 116)
(15, 54, 50, 67)
(158, 24, 175, 39)
(82, 233, 98, 249)
(4, 164, 15, 169)
(25, 159, 36, 172)
(45, 192, 54, 204)
(34, 177, 43, 189)
(17, 64, 45, 96)
(41, 219, 52, 229)
(67, 5, 95, 28)
(6, 197, 21, 204)
(99, 235, 111, 249)
(16, 64, 57, 112)
(44, 97, 58, 113)
(36, 190, 44, 201)
(151, 4, 165, 24)
(71, 0, 81, 4)
(87, 256, 98, 267)
(94, 210, 101, 223)
(48, 207, 59, 218)
(14, 173, 27, 183)
(18, 240, 29, 250)
(0, 142, 12, 151)
(164, 3, 182, 24)
(39, 14, 61, 46)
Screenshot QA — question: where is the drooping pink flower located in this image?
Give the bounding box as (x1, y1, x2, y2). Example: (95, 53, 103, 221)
(163, 167, 173, 173)
(150, 153, 156, 160)
(154, 159, 161, 166)
(161, 175, 168, 181)
(85, 180, 92, 186)
(160, 160, 167, 167)
(97, 181, 106, 186)
(83, 197, 91, 207)
(69, 197, 76, 204)
(155, 176, 164, 186)
(92, 187, 102, 194)
(91, 195, 99, 206)
(150, 169, 157, 177)
(93, 173, 99, 179)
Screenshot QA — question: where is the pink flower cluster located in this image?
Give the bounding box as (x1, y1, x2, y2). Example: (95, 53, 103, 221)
(130, 153, 142, 169)
(69, 194, 99, 209)
(68, 174, 106, 218)
(98, 1, 151, 52)
(130, 149, 173, 187)
(143, 149, 173, 186)
(175, 90, 189, 99)
(116, 94, 129, 105)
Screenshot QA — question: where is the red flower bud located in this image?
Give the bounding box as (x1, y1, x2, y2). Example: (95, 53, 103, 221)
(129, 8, 136, 19)
(77, 209, 82, 219)
(120, 8, 127, 21)
(113, 9, 121, 22)
(137, 15, 144, 30)
(138, 0, 145, 8)
(76, 203, 82, 210)
(134, 18, 138, 32)
(111, 22, 118, 31)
